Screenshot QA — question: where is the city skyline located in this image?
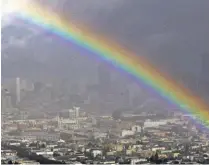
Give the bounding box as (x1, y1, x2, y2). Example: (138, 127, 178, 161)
(1, 0, 209, 164)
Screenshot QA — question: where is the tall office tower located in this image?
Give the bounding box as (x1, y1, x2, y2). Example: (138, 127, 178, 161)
(98, 63, 111, 87)
(16, 77, 21, 104)
(57, 115, 62, 130)
(74, 106, 80, 118)
(21, 79, 34, 91)
(2, 89, 13, 112)
(68, 109, 75, 119)
(118, 88, 130, 108)
(20, 111, 28, 120)
(67, 107, 80, 119)
(98, 63, 112, 99)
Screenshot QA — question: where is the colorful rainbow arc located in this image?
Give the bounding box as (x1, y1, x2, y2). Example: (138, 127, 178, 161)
(16, 2, 209, 128)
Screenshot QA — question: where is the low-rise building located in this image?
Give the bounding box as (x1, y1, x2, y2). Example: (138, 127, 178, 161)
(21, 131, 60, 141)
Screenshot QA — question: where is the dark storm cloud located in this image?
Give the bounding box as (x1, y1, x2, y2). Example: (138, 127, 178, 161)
(35, 0, 209, 78)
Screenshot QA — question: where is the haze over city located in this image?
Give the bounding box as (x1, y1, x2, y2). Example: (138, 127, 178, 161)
(1, 0, 209, 164)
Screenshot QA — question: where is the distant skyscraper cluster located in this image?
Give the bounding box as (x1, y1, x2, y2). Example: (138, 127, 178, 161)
(15, 77, 34, 104)
(1, 77, 35, 112)
(1, 88, 13, 112)
(98, 63, 111, 92)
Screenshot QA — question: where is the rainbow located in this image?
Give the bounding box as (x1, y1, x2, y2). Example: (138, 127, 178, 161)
(15, 1, 209, 128)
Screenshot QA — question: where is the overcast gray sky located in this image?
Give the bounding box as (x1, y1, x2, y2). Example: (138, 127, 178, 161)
(36, 0, 209, 77)
(2, 0, 209, 81)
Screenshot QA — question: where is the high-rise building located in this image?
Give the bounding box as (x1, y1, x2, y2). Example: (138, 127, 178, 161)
(16, 77, 21, 104)
(57, 115, 62, 129)
(98, 63, 111, 89)
(60, 107, 80, 119)
(68, 107, 80, 119)
(20, 111, 28, 120)
(21, 79, 34, 91)
(2, 95, 13, 112)
(74, 106, 80, 118)
(121, 89, 130, 108)
(2, 87, 13, 110)
(68, 109, 75, 119)
(97, 63, 112, 102)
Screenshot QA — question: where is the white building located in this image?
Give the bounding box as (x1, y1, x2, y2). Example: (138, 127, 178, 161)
(121, 125, 141, 137)
(61, 119, 80, 130)
(121, 130, 135, 137)
(35, 151, 53, 156)
(60, 107, 80, 119)
(131, 125, 141, 132)
(91, 149, 103, 158)
(143, 119, 178, 128)
(58, 107, 81, 130)
(74, 106, 80, 118)
(93, 132, 107, 139)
